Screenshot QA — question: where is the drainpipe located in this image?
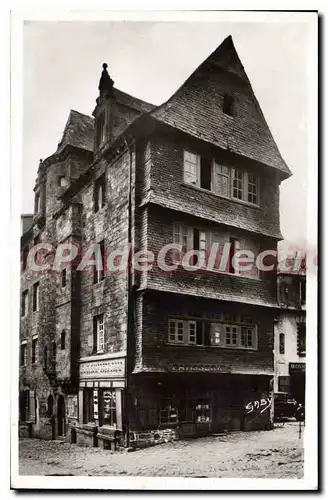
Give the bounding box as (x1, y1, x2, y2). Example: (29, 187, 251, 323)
(124, 136, 133, 448)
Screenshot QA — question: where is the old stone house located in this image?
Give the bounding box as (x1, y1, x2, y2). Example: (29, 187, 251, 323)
(20, 36, 292, 446)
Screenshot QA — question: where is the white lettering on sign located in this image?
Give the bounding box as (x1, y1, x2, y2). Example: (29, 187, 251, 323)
(80, 358, 125, 380)
(245, 398, 271, 414)
(169, 364, 230, 373)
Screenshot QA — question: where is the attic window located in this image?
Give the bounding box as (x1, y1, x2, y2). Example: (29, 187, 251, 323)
(223, 94, 235, 117)
(58, 175, 67, 187)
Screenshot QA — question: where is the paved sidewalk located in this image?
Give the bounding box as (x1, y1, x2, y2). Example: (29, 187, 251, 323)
(19, 422, 304, 478)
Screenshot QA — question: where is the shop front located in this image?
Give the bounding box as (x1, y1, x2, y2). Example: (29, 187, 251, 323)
(129, 368, 273, 438)
(75, 353, 126, 448)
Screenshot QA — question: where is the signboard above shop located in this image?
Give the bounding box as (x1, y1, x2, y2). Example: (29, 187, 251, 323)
(80, 357, 125, 380)
(289, 362, 306, 374)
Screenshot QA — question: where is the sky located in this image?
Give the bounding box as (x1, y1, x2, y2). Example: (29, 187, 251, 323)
(23, 19, 311, 247)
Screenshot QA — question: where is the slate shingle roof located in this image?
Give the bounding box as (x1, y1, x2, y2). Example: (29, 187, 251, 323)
(56, 110, 95, 153)
(150, 35, 291, 178)
(113, 88, 155, 114)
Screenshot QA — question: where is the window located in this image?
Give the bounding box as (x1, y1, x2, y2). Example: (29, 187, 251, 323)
(232, 170, 259, 205)
(223, 94, 235, 116)
(297, 323, 306, 357)
(169, 320, 184, 344)
(279, 333, 285, 355)
(21, 290, 28, 317)
(61, 268, 67, 288)
(183, 151, 200, 186)
(32, 336, 38, 364)
(44, 346, 48, 371)
(20, 341, 27, 366)
(278, 376, 290, 393)
(58, 175, 66, 187)
(94, 240, 105, 284)
(96, 112, 106, 148)
(229, 238, 240, 275)
(183, 151, 259, 205)
(93, 314, 105, 353)
(60, 330, 66, 350)
(232, 168, 243, 200)
(173, 224, 192, 263)
(212, 163, 230, 197)
(52, 341, 56, 360)
(247, 173, 258, 204)
(94, 175, 106, 212)
(223, 323, 257, 349)
(83, 389, 96, 423)
(32, 282, 39, 312)
(101, 389, 117, 427)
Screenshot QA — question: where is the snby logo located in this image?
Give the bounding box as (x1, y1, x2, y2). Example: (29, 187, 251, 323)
(23, 241, 314, 275)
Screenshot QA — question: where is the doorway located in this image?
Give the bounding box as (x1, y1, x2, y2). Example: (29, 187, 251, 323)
(57, 395, 66, 437)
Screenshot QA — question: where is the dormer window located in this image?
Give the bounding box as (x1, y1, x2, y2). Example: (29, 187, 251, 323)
(223, 94, 235, 117)
(96, 112, 106, 148)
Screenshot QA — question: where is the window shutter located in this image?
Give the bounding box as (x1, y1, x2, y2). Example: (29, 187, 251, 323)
(29, 391, 36, 423)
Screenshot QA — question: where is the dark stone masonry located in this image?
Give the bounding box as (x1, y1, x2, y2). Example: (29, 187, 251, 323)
(20, 35, 302, 449)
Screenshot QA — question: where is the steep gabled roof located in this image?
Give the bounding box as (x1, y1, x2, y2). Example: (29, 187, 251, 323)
(151, 35, 291, 178)
(113, 88, 155, 114)
(56, 110, 95, 153)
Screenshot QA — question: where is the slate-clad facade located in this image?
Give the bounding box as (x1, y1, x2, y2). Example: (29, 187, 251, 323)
(19, 36, 292, 445)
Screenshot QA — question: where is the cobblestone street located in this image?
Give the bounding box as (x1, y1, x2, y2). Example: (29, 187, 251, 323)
(19, 422, 304, 478)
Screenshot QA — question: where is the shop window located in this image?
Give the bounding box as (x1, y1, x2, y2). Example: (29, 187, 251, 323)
(159, 403, 178, 425)
(279, 333, 285, 355)
(32, 336, 38, 364)
(100, 389, 117, 427)
(32, 282, 40, 312)
(20, 341, 27, 366)
(94, 175, 106, 212)
(278, 376, 290, 393)
(83, 389, 97, 423)
(21, 290, 28, 317)
(94, 241, 105, 284)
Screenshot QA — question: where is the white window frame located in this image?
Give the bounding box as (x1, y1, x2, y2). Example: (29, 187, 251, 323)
(32, 335, 38, 364)
(96, 314, 105, 353)
(223, 323, 258, 350)
(183, 151, 200, 186)
(168, 319, 185, 344)
(21, 340, 27, 367)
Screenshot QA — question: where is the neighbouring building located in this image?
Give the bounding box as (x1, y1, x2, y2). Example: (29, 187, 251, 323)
(274, 265, 306, 404)
(19, 36, 293, 447)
